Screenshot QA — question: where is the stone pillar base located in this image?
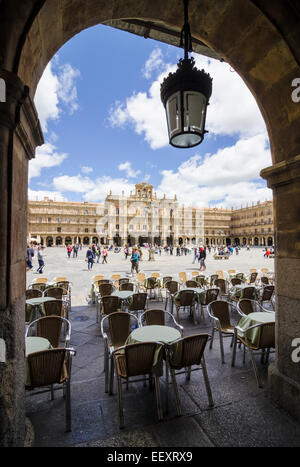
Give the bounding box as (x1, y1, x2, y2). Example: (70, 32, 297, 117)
(268, 363, 300, 422)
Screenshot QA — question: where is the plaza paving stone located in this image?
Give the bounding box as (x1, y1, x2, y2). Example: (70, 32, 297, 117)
(25, 246, 300, 447)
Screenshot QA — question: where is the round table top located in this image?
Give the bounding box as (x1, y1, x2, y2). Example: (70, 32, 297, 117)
(112, 290, 134, 299)
(245, 311, 275, 323)
(130, 325, 181, 344)
(184, 287, 205, 294)
(26, 297, 56, 305)
(25, 336, 51, 356)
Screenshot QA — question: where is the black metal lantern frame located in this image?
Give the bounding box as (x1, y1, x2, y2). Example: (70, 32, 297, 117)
(160, 0, 213, 148)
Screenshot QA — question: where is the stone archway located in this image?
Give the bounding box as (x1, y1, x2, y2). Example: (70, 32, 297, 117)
(1, 0, 300, 446)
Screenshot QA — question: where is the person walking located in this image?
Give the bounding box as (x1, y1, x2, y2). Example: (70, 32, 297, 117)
(67, 245, 72, 258)
(37, 246, 46, 274)
(26, 245, 33, 271)
(86, 245, 94, 271)
(131, 247, 139, 275)
(192, 246, 198, 264)
(102, 246, 108, 264)
(199, 245, 206, 272)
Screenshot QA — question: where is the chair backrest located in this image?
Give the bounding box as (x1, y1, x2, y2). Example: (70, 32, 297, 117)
(170, 334, 209, 367)
(35, 316, 64, 347)
(93, 275, 104, 282)
(185, 280, 198, 288)
(125, 342, 158, 377)
(257, 322, 275, 349)
(119, 282, 134, 291)
(30, 282, 47, 292)
(136, 273, 146, 284)
(44, 287, 67, 300)
(98, 283, 114, 297)
(235, 273, 245, 280)
(35, 277, 48, 284)
(194, 275, 207, 287)
(177, 289, 195, 306)
(241, 286, 256, 299)
(261, 276, 269, 285)
(165, 280, 179, 294)
(261, 268, 269, 274)
(215, 270, 224, 279)
(107, 312, 132, 349)
(55, 276, 67, 282)
(43, 300, 64, 317)
(231, 278, 243, 286)
(178, 272, 187, 284)
(238, 299, 256, 315)
(204, 288, 219, 305)
(101, 295, 120, 315)
(261, 285, 274, 301)
(145, 277, 158, 289)
(26, 348, 66, 388)
(162, 276, 173, 286)
(56, 281, 70, 291)
(142, 309, 165, 326)
(249, 272, 258, 283)
(249, 269, 257, 274)
(227, 269, 236, 275)
(151, 272, 160, 278)
(111, 274, 121, 281)
(96, 279, 111, 287)
(127, 293, 147, 311)
(192, 271, 200, 277)
(26, 289, 42, 299)
(209, 301, 231, 328)
(118, 278, 129, 286)
(214, 279, 227, 294)
(210, 274, 218, 285)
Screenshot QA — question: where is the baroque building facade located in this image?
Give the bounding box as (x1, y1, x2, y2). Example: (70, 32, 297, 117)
(27, 183, 274, 247)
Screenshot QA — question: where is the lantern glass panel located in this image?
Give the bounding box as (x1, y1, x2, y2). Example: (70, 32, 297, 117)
(166, 92, 180, 137)
(184, 91, 206, 133)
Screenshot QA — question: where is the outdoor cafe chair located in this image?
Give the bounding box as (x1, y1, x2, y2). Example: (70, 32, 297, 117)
(111, 274, 121, 287)
(26, 347, 76, 432)
(35, 277, 48, 284)
(232, 322, 275, 387)
(101, 311, 138, 394)
(119, 282, 134, 292)
(200, 288, 220, 321)
(164, 280, 180, 314)
(101, 295, 121, 321)
(136, 273, 146, 289)
(26, 288, 43, 300)
(260, 276, 270, 286)
(185, 280, 198, 288)
(165, 334, 214, 416)
(209, 274, 219, 286)
(247, 272, 258, 284)
(207, 301, 235, 364)
(29, 282, 48, 292)
(178, 272, 187, 285)
(259, 285, 275, 310)
(237, 298, 270, 317)
(54, 276, 68, 283)
(44, 299, 66, 319)
(118, 278, 130, 287)
(127, 293, 147, 318)
(139, 309, 183, 335)
(193, 275, 207, 288)
(174, 289, 197, 325)
(140, 277, 162, 302)
(44, 287, 69, 317)
(215, 270, 225, 280)
(26, 315, 71, 348)
(112, 341, 163, 428)
(96, 283, 115, 322)
(213, 278, 230, 300)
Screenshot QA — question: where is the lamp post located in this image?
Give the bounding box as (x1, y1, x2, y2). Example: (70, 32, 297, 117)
(160, 0, 212, 148)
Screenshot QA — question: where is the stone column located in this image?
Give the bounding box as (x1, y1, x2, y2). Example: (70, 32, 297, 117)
(261, 157, 300, 421)
(0, 69, 43, 446)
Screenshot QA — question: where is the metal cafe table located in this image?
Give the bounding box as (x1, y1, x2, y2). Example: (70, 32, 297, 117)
(111, 290, 135, 309)
(26, 296, 57, 323)
(25, 336, 52, 386)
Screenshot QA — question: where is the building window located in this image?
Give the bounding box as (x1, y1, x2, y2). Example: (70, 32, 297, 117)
(93, 228, 96, 233)
(116, 224, 119, 230)
(57, 227, 61, 232)
(66, 218, 70, 223)
(129, 225, 133, 230)
(85, 228, 89, 233)
(48, 218, 51, 222)
(57, 217, 61, 222)
(86, 219, 89, 223)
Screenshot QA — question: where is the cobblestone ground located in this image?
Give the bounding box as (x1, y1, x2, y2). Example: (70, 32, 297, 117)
(25, 247, 300, 447)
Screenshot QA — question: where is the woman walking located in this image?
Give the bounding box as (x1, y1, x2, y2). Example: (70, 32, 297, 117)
(199, 245, 206, 272)
(86, 245, 94, 271)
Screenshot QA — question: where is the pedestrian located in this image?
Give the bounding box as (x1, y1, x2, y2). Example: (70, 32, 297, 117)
(102, 246, 108, 264)
(37, 245, 45, 274)
(124, 245, 129, 260)
(131, 246, 139, 275)
(67, 245, 72, 258)
(192, 246, 198, 264)
(26, 245, 33, 271)
(86, 245, 94, 271)
(199, 245, 206, 271)
(96, 246, 101, 263)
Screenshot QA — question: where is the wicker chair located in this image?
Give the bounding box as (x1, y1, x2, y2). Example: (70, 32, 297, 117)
(136, 273, 146, 289)
(227, 269, 236, 275)
(54, 276, 68, 283)
(127, 293, 147, 317)
(96, 283, 115, 322)
(174, 289, 197, 325)
(26, 289, 43, 299)
(259, 285, 275, 309)
(118, 278, 130, 287)
(35, 277, 48, 284)
(101, 311, 138, 394)
(237, 298, 268, 317)
(113, 342, 163, 428)
(232, 321, 275, 387)
(200, 288, 219, 321)
(247, 272, 258, 284)
(140, 277, 162, 301)
(230, 278, 243, 286)
(260, 276, 270, 286)
(191, 271, 200, 277)
(119, 282, 134, 291)
(214, 278, 229, 300)
(44, 287, 69, 318)
(178, 272, 187, 285)
(165, 280, 180, 314)
(26, 315, 71, 347)
(185, 280, 198, 288)
(215, 270, 224, 280)
(101, 296, 121, 319)
(207, 301, 235, 363)
(194, 275, 207, 288)
(235, 273, 245, 281)
(165, 334, 214, 416)
(29, 282, 48, 292)
(139, 309, 183, 334)
(43, 300, 65, 318)
(151, 272, 160, 278)
(26, 347, 76, 431)
(209, 274, 219, 286)
(111, 274, 121, 287)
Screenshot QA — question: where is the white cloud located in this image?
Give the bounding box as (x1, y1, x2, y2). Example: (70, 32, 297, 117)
(29, 143, 68, 180)
(53, 174, 96, 193)
(34, 59, 80, 133)
(81, 166, 94, 174)
(142, 48, 165, 79)
(157, 134, 272, 207)
(118, 161, 141, 178)
(28, 189, 66, 202)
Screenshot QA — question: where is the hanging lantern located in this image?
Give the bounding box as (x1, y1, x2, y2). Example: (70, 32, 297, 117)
(160, 0, 212, 148)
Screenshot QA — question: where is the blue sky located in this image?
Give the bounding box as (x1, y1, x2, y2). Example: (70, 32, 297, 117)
(30, 24, 272, 208)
